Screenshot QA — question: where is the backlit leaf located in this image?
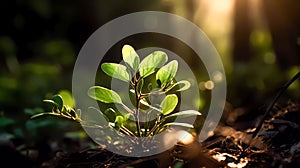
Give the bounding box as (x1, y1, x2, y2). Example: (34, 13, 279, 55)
(114, 115, 124, 130)
(139, 51, 168, 78)
(140, 98, 162, 112)
(160, 94, 178, 115)
(156, 60, 178, 85)
(88, 86, 122, 104)
(164, 122, 194, 128)
(101, 63, 131, 82)
(124, 113, 134, 121)
(43, 99, 59, 109)
(59, 90, 75, 108)
(122, 45, 140, 71)
(164, 110, 201, 120)
(167, 80, 191, 92)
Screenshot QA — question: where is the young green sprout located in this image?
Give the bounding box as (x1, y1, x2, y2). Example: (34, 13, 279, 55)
(87, 45, 201, 137)
(32, 45, 201, 138)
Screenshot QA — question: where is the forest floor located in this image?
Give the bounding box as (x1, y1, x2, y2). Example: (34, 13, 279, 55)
(38, 102, 300, 168)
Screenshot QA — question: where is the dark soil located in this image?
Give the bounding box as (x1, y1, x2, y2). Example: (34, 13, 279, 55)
(34, 103, 300, 168)
(1, 101, 300, 168)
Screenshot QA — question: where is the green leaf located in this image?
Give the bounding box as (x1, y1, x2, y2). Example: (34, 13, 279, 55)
(52, 95, 63, 111)
(167, 80, 191, 92)
(0, 133, 15, 140)
(124, 113, 134, 121)
(140, 98, 162, 112)
(68, 110, 78, 119)
(122, 45, 140, 71)
(24, 108, 44, 116)
(0, 118, 15, 128)
(65, 131, 87, 139)
(139, 51, 168, 77)
(174, 162, 184, 168)
(43, 99, 59, 109)
(101, 63, 131, 82)
(114, 115, 124, 130)
(156, 60, 178, 84)
(104, 108, 116, 122)
(58, 90, 75, 108)
(160, 94, 178, 115)
(164, 110, 201, 120)
(164, 122, 194, 128)
(88, 86, 122, 104)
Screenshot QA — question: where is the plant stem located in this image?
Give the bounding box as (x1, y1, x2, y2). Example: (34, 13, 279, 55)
(134, 75, 142, 137)
(146, 116, 163, 136)
(120, 126, 136, 137)
(121, 103, 135, 114)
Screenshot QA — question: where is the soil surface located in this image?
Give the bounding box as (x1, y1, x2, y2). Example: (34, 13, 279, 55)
(36, 103, 300, 168)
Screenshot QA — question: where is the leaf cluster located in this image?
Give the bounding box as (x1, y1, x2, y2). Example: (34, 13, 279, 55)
(88, 45, 200, 137)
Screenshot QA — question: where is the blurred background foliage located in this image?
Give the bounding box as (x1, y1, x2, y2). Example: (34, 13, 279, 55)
(0, 0, 300, 162)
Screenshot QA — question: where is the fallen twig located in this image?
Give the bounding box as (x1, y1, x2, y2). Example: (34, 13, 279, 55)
(252, 71, 300, 139)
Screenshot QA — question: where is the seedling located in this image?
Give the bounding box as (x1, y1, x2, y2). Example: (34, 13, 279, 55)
(33, 45, 201, 138)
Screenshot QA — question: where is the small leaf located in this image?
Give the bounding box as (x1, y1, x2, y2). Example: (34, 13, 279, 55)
(140, 98, 151, 106)
(160, 94, 178, 115)
(156, 60, 178, 85)
(43, 99, 59, 109)
(0, 118, 15, 128)
(166, 80, 191, 92)
(52, 95, 63, 111)
(129, 89, 135, 94)
(161, 110, 201, 126)
(140, 99, 162, 112)
(122, 45, 140, 71)
(101, 63, 131, 82)
(139, 51, 168, 78)
(88, 86, 122, 104)
(65, 131, 87, 139)
(164, 110, 201, 120)
(24, 108, 44, 116)
(69, 110, 78, 119)
(114, 115, 124, 131)
(124, 113, 134, 121)
(164, 122, 194, 128)
(174, 162, 184, 168)
(58, 90, 75, 108)
(138, 98, 150, 110)
(104, 108, 116, 122)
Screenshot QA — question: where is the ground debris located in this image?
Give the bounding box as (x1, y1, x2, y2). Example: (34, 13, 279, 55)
(41, 103, 300, 167)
